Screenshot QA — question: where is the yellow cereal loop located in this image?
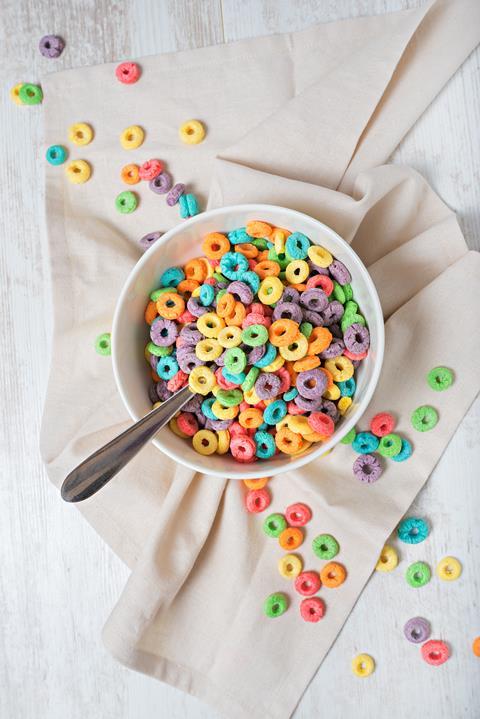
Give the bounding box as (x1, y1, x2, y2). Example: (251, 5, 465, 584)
(436, 556, 462, 581)
(192, 429, 218, 455)
(262, 354, 285, 372)
(218, 325, 242, 348)
(212, 401, 238, 420)
(169, 417, 189, 438)
(197, 312, 225, 338)
(10, 83, 24, 105)
(188, 365, 216, 395)
(216, 430, 230, 454)
(244, 387, 261, 405)
(291, 439, 312, 455)
(152, 401, 162, 410)
(258, 276, 284, 304)
(195, 338, 223, 361)
(308, 245, 333, 268)
(65, 159, 91, 184)
(273, 229, 286, 254)
(285, 260, 309, 284)
(338, 396, 352, 415)
(68, 122, 94, 146)
(352, 654, 375, 678)
(323, 384, 341, 400)
(279, 333, 308, 361)
(303, 431, 328, 442)
(375, 545, 398, 572)
(324, 356, 354, 382)
(179, 119, 206, 144)
(191, 286, 201, 298)
(278, 554, 303, 579)
(288, 415, 311, 436)
(211, 385, 221, 397)
(120, 124, 145, 150)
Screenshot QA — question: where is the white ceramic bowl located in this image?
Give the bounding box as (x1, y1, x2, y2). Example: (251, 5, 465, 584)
(112, 204, 384, 479)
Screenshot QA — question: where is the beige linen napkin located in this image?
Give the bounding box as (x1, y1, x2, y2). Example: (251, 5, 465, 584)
(40, 2, 480, 717)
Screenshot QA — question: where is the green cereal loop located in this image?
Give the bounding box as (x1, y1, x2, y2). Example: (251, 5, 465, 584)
(242, 324, 269, 347)
(263, 513, 287, 538)
(378, 433, 402, 457)
(216, 289, 227, 301)
(341, 312, 366, 333)
(150, 287, 175, 301)
(427, 366, 454, 392)
(216, 389, 243, 407)
(411, 405, 438, 432)
(19, 83, 43, 105)
(340, 426, 356, 445)
(264, 592, 288, 618)
(406, 561, 431, 588)
(224, 347, 247, 374)
(116, 190, 138, 214)
(241, 366, 260, 393)
(147, 342, 172, 357)
(312, 533, 339, 560)
(333, 281, 346, 304)
(343, 283, 353, 301)
(213, 272, 227, 282)
(251, 238, 268, 250)
(267, 247, 289, 269)
(95, 332, 111, 356)
(344, 300, 358, 315)
(299, 322, 313, 339)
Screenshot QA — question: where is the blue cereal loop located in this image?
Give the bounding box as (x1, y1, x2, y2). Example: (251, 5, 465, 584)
(391, 438, 413, 462)
(254, 430, 276, 459)
(199, 283, 215, 306)
(397, 517, 429, 544)
(338, 377, 356, 397)
(352, 431, 379, 454)
(202, 397, 217, 420)
(283, 387, 298, 401)
(263, 399, 287, 425)
(179, 194, 189, 219)
(220, 251, 249, 280)
(222, 367, 246, 384)
(46, 144, 67, 165)
(228, 227, 250, 244)
(160, 266, 185, 288)
(186, 193, 199, 216)
(253, 343, 277, 368)
(258, 422, 269, 431)
(286, 232, 310, 260)
(156, 356, 179, 380)
(242, 271, 261, 294)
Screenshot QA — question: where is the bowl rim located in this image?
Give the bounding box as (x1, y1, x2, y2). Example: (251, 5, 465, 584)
(112, 203, 385, 478)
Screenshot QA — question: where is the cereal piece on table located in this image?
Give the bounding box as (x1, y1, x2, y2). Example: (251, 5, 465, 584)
(404, 617, 431, 643)
(139, 232, 162, 252)
(115, 190, 138, 214)
(472, 637, 480, 657)
(370, 411, 395, 436)
(243, 477, 269, 490)
(46, 145, 67, 165)
(320, 562, 347, 588)
(294, 571, 321, 596)
(427, 366, 454, 391)
(397, 517, 429, 544)
(375, 545, 398, 572)
(340, 426, 356, 444)
(353, 454, 383, 483)
(121, 163, 140, 184)
(115, 61, 141, 84)
(139, 159, 163, 181)
(150, 171, 173, 194)
(352, 431, 379, 454)
(411, 405, 438, 431)
(352, 654, 375, 677)
(166, 183, 185, 206)
(391, 437, 413, 462)
(406, 561, 431, 588)
(300, 597, 326, 623)
(179, 119, 206, 144)
(69, 122, 94, 146)
(19, 83, 43, 105)
(10, 83, 24, 104)
(39, 35, 64, 58)
(278, 554, 303, 579)
(279, 527, 304, 550)
(120, 125, 144, 149)
(312, 534, 339, 560)
(179, 193, 200, 218)
(421, 640, 449, 666)
(436, 556, 462, 581)
(377, 432, 402, 457)
(263, 592, 288, 618)
(285, 503, 312, 527)
(95, 332, 111, 356)
(263, 513, 287, 537)
(245, 488, 271, 513)
(65, 160, 91, 184)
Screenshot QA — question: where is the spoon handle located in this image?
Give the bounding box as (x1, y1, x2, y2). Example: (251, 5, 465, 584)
(61, 385, 193, 503)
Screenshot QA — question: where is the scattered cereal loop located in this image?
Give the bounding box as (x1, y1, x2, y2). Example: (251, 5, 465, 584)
(411, 405, 438, 432)
(436, 556, 462, 581)
(427, 366, 454, 392)
(352, 654, 375, 677)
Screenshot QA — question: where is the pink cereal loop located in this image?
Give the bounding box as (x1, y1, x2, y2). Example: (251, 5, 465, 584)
(245, 487, 270, 512)
(275, 367, 290, 394)
(343, 349, 368, 360)
(239, 401, 250, 412)
(176, 412, 198, 436)
(306, 274, 334, 295)
(229, 421, 247, 438)
(177, 310, 196, 324)
(288, 401, 306, 415)
(231, 434, 256, 461)
(167, 370, 188, 392)
(242, 312, 271, 329)
(250, 303, 266, 315)
(215, 367, 239, 389)
(286, 503, 312, 527)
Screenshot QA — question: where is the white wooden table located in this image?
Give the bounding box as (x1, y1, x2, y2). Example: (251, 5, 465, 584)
(1, 2, 479, 717)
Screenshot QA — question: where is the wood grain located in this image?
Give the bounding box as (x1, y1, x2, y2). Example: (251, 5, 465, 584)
(0, 1, 478, 718)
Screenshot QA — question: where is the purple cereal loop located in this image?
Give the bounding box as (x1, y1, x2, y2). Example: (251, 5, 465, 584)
(330, 323, 342, 338)
(329, 259, 351, 285)
(205, 418, 232, 431)
(148, 382, 159, 404)
(184, 394, 202, 413)
(308, 259, 329, 274)
(195, 412, 207, 427)
(294, 394, 323, 412)
(187, 296, 209, 317)
(177, 351, 202, 374)
(320, 400, 339, 422)
(149, 353, 159, 371)
(156, 381, 172, 402)
(321, 300, 344, 326)
(215, 351, 226, 366)
(39, 34, 64, 58)
(149, 171, 173, 194)
(353, 454, 382, 483)
(272, 302, 303, 323)
(227, 281, 254, 305)
(255, 372, 281, 400)
(319, 338, 345, 359)
(247, 345, 265, 365)
(404, 617, 431, 644)
(281, 287, 300, 304)
(139, 231, 162, 251)
(166, 183, 185, 206)
(300, 288, 328, 312)
(150, 318, 178, 346)
(303, 310, 324, 327)
(180, 323, 202, 343)
(296, 369, 327, 399)
(344, 322, 370, 354)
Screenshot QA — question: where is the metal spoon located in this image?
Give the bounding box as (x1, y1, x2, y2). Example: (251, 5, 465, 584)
(61, 385, 193, 503)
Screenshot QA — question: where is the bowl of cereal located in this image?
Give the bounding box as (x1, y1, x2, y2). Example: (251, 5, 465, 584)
(112, 204, 384, 479)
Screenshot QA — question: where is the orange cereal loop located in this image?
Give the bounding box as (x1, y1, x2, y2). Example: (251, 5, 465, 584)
(288, 283, 307, 292)
(269, 319, 299, 347)
(246, 220, 273, 238)
(293, 355, 321, 372)
(320, 561, 347, 588)
(257, 250, 271, 262)
(216, 292, 236, 318)
(319, 366, 334, 389)
(308, 327, 333, 354)
(184, 258, 207, 282)
(303, 430, 328, 442)
(279, 527, 304, 550)
(121, 163, 140, 184)
(235, 243, 258, 259)
(473, 637, 480, 657)
(156, 292, 185, 319)
(243, 477, 270, 490)
(285, 360, 298, 385)
(275, 426, 303, 454)
(144, 300, 158, 325)
(239, 408, 264, 429)
(225, 301, 246, 327)
(272, 226, 291, 238)
(177, 279, 200, 296)
(254, 260, 280, 279)
(151, 369, 161, 382)
(202, 232, 230, 260)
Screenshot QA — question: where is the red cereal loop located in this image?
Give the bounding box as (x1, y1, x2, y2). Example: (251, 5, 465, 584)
(139, 159, 164, 181)
(421, 640, 450, 666)
(370, 412, 395, 437)
(115, 61, 141, 84)
(229, 421, 247, 437)
(307, 412, 334, 436)
(177, 310, 196, 324)
(300, 597, 326, 623)
(167, 370, 188, 392)
(176, 412, 198, 436)
(275, 367, 291, 394)
(294, 571, 321, 596)
(288, 401, 306, 415)
(306, 274, 334, 295)
(343, 349, 368, 360)
(285, 502, 312, 527)
(245, 488, 271, 513)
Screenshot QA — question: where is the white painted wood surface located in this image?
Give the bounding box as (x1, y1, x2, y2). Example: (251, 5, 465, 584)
(1, 1, 479, 718)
